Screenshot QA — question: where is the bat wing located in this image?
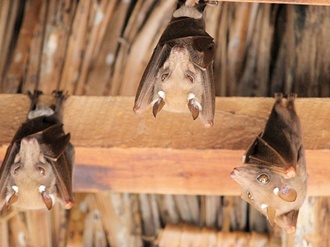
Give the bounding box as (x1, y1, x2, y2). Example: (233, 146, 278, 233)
(0, 143, 19, 209)
(28, 124, 70, 160)
(50, 143, 74, 209)
(134, 43, 171, 113)
(28, 123, 74, 208)
(200, 63, 215, 126)
(243, 134, 292, 174)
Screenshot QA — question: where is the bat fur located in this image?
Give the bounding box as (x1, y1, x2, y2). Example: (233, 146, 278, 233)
(0, 91, 74, 211)
(231, 93, 307, 233)
(133, 0, 216, 127)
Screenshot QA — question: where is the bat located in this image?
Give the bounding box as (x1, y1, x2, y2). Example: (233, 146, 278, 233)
(133, 0, 216, 127)
(0, 91, 74, 211)
(231, 93, 307, 233)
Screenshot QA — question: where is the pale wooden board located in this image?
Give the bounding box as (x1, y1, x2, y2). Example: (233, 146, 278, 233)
(0, 147, 328, 196)
(0, 95, 329, 196)
(0, 95, 330, 149)
(215, 0, 330, 5)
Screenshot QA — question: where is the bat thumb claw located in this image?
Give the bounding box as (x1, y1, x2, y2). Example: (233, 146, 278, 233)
(188, 99, 200, 120)
(41, 191, 54, 210)
(152, 98, 165, 118)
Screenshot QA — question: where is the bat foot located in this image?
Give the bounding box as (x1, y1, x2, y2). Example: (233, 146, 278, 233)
(274, 93, 283, 102)
(52, 90, 68, 113)
(286, 93, 297, 109)
(28, 90, 43, 111)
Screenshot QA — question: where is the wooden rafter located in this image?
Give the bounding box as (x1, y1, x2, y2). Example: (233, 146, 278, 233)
(0, 95, 329, 196)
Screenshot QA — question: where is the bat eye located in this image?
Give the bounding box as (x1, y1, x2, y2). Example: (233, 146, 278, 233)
(247, 191, 254, 201)
(186, 73, 194, 83)
(37, 166, 46, 175)
(13, 165, 21, 174)
(257, 173, 270, 184)
(161, 72, 169, 81)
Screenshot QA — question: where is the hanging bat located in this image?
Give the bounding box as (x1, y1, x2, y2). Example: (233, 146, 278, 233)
(133, 0, 216, 127)
(231, 93, 307, 233)
(0, 91, 74, 211)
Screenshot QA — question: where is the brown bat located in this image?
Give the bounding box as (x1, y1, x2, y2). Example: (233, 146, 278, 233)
(133, 0, 216, 127)
(231, 93, 307, 233)
(0, 91, 74, 211)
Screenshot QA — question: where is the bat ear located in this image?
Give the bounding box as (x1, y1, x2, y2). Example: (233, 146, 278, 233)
(278, 186, 297, 202)
(266, 207, 276, 226)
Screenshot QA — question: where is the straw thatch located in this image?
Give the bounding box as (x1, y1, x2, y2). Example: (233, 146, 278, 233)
(0, 0, 329, 246)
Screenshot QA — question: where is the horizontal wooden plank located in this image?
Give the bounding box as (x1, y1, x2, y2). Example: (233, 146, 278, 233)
(0, 95, 329, 196)
(1, 147, 327, 196)
(214, 0, 330, 6)
(0, 95, 330, 150)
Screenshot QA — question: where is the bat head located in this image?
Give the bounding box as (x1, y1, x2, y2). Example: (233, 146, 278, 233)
(152, 45, 204, 120)
(231, 158, 307, 233)
(5, 137, 59, 210)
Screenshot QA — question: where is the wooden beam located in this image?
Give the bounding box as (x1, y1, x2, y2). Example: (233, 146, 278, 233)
(0, 95, 329, 196)
(0, 147, 328, 196)
(0, 95, 330, 149)
(214, 0, 330, 6)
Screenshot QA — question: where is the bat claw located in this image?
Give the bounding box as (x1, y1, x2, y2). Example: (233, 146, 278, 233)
(28, 90, 43, 112)
(152, 98, 165, 118)
(41, 191, 54, 210)
(188, 101, 199, 120)
(274, 92, 283, 103)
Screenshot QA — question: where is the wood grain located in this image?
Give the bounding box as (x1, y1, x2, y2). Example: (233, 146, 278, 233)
(0, 147, 328, 196)
(0, 95, 330, 149)
(0, 95, 329, 196)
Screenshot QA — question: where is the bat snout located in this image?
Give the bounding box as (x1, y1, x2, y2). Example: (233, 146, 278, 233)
(230, 168, 240, 178)
(21, 137, 38, 146)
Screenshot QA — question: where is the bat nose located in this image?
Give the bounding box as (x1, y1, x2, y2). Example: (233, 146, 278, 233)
(230, 168, 239, 177)
(21, 137, 37, 145)
(172, 45, 186, 54)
